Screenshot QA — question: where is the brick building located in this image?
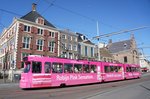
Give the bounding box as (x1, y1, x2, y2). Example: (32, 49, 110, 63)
(0, 3, 59, 76)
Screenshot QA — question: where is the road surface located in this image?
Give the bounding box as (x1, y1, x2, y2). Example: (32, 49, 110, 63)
(0, 73, 150, 99)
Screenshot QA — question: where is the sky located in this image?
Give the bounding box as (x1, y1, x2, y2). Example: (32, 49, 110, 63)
(0, 0, 150, 60)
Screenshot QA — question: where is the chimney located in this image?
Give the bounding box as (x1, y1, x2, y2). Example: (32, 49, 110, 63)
(32, 3, 37, 11)
(131, 33, 135, 40)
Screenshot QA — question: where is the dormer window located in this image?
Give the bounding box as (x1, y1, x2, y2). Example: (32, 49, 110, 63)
(36, 17, 44, 25)
(81, 35, 86, 40)
(124, 43, 127, 48)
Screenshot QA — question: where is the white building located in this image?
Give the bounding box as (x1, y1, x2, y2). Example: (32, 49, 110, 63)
(139, 54, 150, 72)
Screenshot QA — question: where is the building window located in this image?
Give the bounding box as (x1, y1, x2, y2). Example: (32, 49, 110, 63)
(107, 59, 110, 62)
(104, 58, 106, 62)
(37, 39, 44, 51)
(61, 51, 67, 57)
(91, 47, 94, 57)
(36, 17, 44, 25)
(62, 43, 66, 50)
(23, 37, 30, 49)
(85, 46, 88, 56)
(48, 41, 55, 52)
(68, 36, 72, 41)
(124, 56, 128, 63)
(49, 31, 55, 38)
(124, 43, 127, 48)
(73, 45, 77, 51)
(73, 37, 77, 42)
(21, 53, 30, 61)
(37, 28, 43, 35)
(21, 62, 24, 68)
(62, 34, 66, 39)
(68, 44, 72, 50)
(24, 25, 30, 32)
(69, 53, 73, 59)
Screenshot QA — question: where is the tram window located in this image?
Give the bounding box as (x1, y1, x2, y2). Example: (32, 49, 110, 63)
(105, 66, 110, 73)
(110, 66, 114, 72)
(131, 67, 134, 72)
(64, 63, 73, 73)
(74, 64, 82, 73)
(44, 62, 51, 73)
(24, 62, 30, 73)
(52, 63, 63, 73)
(91, 65, 97, 73)
(136, 67, 139, 72)
(132, 67, 136, 72)
(114, 66, 122, 72)
(129, 67, 132, 72)
(83, 65, 90, 73)
(32, 61, 42, 73)
(114, 66, 118, 72)
(118, 67, 122, 72)
(105, 66, 121, 73)
(126, 67, 129, 72)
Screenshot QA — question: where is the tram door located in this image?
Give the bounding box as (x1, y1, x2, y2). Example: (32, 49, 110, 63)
(97, 66, 101, 81)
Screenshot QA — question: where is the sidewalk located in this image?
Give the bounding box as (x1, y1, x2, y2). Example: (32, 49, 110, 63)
(0, 78, 19, 88)
(0, 78, 19, 84)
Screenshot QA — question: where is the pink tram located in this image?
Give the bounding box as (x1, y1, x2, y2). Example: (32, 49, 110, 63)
(20, 55, 141, 88)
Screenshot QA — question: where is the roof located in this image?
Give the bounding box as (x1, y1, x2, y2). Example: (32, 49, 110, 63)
(21, 11, 56, 28)
(108, 40, 131, 53)
(76, 33, 95, 45)
(59, 30, 77, 37)
(100, 48, 113, 57)
(83, 40, 95, 45)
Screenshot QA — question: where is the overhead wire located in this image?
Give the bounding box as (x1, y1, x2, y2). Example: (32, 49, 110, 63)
(43, 0, 120, 30)
(0, 9, 22, 33)
(0, 9, 22, 16)
(41, 0, 57, 15)
(35, 0, 41, 4)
